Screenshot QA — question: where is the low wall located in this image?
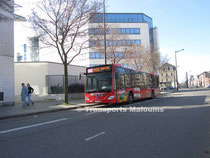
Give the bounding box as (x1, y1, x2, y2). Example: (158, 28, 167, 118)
(68, 93, 84, 100)
(15, 93, 84, 103)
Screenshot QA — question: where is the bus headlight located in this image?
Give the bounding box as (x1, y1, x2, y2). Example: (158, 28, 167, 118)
(107, 96, 115, 100)
(85, 97, 89, 101)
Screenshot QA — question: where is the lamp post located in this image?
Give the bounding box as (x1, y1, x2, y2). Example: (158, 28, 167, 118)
(175, 49, 184, 91)
(103, 0, 107, 65)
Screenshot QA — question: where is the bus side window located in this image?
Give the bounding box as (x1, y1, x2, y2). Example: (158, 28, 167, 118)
(135, 72, 145, 88)
(135, 73, 141, 86)
(144, 73, 151, 88)
(140, 73, 145, 88)
(115, 67, 120, 89)
(119, 74, 125, 88)
(115, 67, 125, 89)
(151, 75, 155, 88)
(131, 73, 135, 87)
(125, 70, 131, 88)
(156, 76, 159, 88)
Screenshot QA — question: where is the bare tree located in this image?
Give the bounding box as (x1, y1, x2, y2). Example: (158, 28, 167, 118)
(30, 0, 101, 104)
(90, 26, 133, 64)
(126, 45, 150, 71)
(189, 75, 195, 87)
(0, 0, 14, 22)
(151, 51, 169, 72)
(127, 45, 168, 73)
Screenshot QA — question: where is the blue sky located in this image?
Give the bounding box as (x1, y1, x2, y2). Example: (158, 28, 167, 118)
(106, 0, 210, 81)
(16, 0, 210, 82)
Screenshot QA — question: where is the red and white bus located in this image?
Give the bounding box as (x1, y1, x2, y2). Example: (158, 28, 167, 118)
(85, 64, 160, 104)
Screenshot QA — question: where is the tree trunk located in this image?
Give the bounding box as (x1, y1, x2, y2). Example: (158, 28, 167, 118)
(64, 62, 68, 104)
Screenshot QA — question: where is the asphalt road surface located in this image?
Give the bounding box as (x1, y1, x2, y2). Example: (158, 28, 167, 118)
(0, 88, 210, 158)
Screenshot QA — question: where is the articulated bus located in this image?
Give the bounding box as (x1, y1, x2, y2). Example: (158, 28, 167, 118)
(85, 64, 160, 104)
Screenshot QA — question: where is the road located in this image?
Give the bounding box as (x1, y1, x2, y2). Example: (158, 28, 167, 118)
(0, 89, 210, 158)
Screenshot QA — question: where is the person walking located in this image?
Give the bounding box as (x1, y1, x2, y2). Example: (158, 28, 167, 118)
(27, 83, 34, 105)
(21, 83, 28, 107)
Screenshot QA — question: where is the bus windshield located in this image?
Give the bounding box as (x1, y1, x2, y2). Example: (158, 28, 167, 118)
(86, 72, 112, 93)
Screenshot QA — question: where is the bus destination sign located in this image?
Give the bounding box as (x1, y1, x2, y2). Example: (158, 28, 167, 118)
(87, 66, 111, 73)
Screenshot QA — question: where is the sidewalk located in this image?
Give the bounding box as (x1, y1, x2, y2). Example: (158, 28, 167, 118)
(160, 90, 177, 95)
(0, 100, 96, 120)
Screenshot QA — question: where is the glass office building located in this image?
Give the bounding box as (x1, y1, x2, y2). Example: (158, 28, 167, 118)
(71, 13, 158, 68)
(89, 13, 155, 53)
(90, 13, 153, 29)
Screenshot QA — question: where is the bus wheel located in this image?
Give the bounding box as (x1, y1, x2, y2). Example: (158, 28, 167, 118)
(128, 92, 134, 104)
(151, 91, 155, 99)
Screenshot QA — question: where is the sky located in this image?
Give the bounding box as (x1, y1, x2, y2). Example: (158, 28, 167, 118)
(105, 0, 210, 82)
(15, 0, 210, 82)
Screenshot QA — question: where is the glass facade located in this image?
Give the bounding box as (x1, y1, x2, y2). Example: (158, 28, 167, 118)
(90, 64, 100, 67)
(89, 39, 141, 47)
(89, 52, 105, 59)
(89, 28, 140, 35)
(90, 13, 153, 29)
(29, 37, 39, 61)
(89, 52, 125, 59)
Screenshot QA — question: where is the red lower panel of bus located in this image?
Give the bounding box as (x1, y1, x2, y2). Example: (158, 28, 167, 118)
(85, 92, 116, 104)
(85, 88, 160, 104)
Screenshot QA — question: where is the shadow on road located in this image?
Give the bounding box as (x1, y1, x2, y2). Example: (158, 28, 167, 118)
(99, 95, 208, 109)
(179, 88, 210, 93)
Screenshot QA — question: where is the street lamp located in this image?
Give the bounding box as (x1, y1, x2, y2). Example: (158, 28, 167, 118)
(103, 0, 107, 65)
(175, 49, 184, 91)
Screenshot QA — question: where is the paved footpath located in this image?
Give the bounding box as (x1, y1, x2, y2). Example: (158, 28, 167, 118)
(0, 100, 97, 120)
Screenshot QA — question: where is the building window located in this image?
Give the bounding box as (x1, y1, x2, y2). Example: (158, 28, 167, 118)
(135, 28, 140, 34)
(29, 37, 39, 61)
(115, 52, 124, 59)
(90, 64, 100, 67)
(90, 52, 95, 59)
(89, 52, 105, 59)
(17, 53, 23, 62)
(90, 40, 141, 47)
(90, 13, 151, 24)
(24, 44, 27, 52)
(95, 52, 100, 59)
(89, 28, 140, 35)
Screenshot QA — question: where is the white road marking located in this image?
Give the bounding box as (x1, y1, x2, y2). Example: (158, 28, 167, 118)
(0, 118, 68, 134)
(85, 112, 98, 116)
(85, 132, 106, 141)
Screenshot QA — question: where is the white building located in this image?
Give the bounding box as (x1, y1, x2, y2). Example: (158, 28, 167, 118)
(71, 13, 159, 68)
(15, 62, 86, 102)
(0, 1, 14, 106)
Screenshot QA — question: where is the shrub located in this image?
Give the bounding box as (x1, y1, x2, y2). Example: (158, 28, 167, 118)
(68, 84, 84, 93)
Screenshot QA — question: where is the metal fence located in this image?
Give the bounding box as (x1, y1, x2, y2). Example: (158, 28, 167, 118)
(46, 75, 85, 94)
